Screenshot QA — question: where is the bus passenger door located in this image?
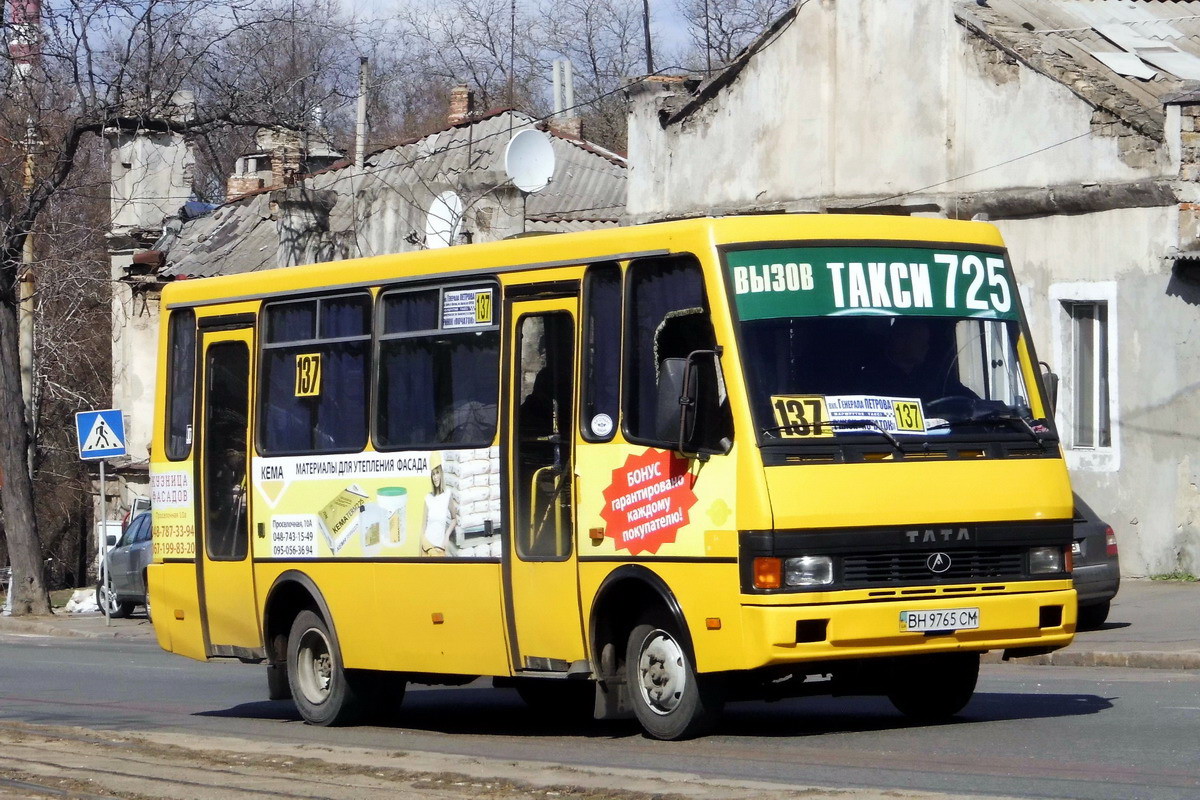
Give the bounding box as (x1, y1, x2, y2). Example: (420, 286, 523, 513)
(505, 299, 585, 671)
(196, 325, 262, 655)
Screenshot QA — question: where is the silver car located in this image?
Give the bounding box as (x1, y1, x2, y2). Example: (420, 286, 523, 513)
(1072, 494, 1120, 630)
(96, 511, 153, 619)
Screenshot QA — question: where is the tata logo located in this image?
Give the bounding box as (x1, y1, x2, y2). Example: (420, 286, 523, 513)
(904, 527, 971, 544)
(926, 552, 953, 573)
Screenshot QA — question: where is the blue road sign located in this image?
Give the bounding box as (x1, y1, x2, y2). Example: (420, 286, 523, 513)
(75, 409, 127, 460)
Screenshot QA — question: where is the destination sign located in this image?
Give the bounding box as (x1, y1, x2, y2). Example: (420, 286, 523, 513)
(727, 246, 1018, 321)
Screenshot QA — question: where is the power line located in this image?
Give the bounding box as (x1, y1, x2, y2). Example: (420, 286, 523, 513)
(855, 127, 1103, 209)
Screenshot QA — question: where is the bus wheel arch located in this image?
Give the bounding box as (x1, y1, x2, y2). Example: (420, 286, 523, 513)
(588, 566, 704, 723)
(263, 572, 335, 703)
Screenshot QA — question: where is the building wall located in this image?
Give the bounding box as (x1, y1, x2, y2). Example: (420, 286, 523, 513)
(109, 130, 195, 235)
(109, 256, 161, 465)
(627, 0, 1170, 222)
(624, 0, 1196, 574)
(999, 206, 1199, 575)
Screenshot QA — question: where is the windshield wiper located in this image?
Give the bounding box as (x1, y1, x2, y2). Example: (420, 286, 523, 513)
(761, 419, 904, 452)
(928, 410, 1046, 447)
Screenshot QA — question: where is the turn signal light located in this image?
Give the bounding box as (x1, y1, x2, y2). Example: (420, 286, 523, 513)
(753, 557, 782, 589)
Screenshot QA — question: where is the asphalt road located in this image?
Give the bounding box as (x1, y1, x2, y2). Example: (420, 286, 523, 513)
(0, 632, 1197, 800)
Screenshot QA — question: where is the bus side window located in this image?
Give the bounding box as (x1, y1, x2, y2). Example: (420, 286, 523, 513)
(624, 256, 732, 452)
(376, 284, 500, 449)
(165, 308, 197, 460)
(580, 262, 620, 442)
(259, 294, 371, 455)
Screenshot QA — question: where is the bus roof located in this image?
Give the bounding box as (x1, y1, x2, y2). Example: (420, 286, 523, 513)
(160, 213, 1007, 309)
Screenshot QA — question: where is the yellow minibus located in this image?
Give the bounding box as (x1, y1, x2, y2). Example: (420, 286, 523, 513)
(148, 214, 1075, 740)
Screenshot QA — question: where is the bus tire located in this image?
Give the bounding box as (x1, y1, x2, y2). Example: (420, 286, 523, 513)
(286, 610, 363, 726)
(626, 619, 724, 740)
(886, 652, 979, 722)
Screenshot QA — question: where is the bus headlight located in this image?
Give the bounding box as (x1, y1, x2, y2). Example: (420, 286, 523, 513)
(783, 556, 834, 587)
(1029, 546, 1065, 574)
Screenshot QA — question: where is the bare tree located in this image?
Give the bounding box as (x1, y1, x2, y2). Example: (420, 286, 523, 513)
(0, 0, 375, 615)
(541, 0, 648, 151)
(395, 0, 548, 114)
(674, 0, 790, 72)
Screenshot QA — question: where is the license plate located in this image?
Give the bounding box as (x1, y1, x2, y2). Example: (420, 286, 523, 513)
(900, 607, 980, 633)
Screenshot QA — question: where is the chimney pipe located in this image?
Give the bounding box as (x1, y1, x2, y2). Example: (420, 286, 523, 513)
(448, 84, 475, 125)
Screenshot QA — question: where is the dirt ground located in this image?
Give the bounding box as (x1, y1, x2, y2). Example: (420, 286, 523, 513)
(0, 721, 1025, 800)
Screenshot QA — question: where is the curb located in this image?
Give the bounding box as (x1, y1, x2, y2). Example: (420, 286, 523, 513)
(0, 615, 146, 639)
(984, 649, 1200, 670)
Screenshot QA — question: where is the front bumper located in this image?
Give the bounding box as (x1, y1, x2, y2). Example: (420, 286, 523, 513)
(739, 585, 1076, 670)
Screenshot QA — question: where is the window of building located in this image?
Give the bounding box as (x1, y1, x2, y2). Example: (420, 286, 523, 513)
(259, 293, 372, 455)
(580, 262, 621, 442)
(1049, 281, 1118, 471)
(1064, 301, 1111, 448)
(165, 309, 196, 461)
(376, 284, 500, 449)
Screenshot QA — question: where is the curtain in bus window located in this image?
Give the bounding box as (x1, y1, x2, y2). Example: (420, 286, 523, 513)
(320, 296, 370, 338)
(379, 340, 438, 445)
(377, 332, 499, 448)
(382, 290, 438, 334)
(313, 341, 369, 449)
(266, 301, 315, 343)
(166, 309, 196, 460)
(261, 349, 311, 453)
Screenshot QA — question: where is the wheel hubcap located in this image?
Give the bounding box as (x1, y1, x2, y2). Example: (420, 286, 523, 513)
(636, 629, 687, 715)
(296, 627, 333, 704)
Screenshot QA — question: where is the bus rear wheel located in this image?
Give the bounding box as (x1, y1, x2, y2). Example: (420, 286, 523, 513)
(626, 619, 724, 740)
(287, 610, 363, 726)
(885, 652, 980, 722)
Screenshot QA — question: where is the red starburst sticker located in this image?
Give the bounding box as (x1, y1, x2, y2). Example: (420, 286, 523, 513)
(600, 449, 698, 555)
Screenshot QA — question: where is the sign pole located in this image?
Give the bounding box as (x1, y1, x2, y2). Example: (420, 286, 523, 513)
(100, 459, 110, 627)
(75, 408, 127, 628)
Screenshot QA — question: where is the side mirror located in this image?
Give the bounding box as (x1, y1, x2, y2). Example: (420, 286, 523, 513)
(655, 357, 697, 449)
(655, 348, 725, 454)
(1039, 361, 1059, 414)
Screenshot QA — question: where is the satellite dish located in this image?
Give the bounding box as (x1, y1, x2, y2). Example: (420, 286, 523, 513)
(425, 191, 463, 249)
(504, 129, 556, 193)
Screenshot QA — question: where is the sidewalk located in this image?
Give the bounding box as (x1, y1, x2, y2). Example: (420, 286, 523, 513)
(990, 577, 1200, 670)
(0, 579, 1196, 668)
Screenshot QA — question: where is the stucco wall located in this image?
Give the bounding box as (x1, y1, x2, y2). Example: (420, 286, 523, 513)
(627, 0, 1170, 221)
(110, 255, 160, 465)
(1000, 206, 1199, 576)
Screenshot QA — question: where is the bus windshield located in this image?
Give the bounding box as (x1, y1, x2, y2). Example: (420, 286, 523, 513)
(726, 244, 1052, 446)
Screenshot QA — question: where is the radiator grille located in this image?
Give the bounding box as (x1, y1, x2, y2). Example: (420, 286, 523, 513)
(841, 548, 1025, 585)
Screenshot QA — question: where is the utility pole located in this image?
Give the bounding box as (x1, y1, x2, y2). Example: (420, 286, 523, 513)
(642, 0, 654, 75)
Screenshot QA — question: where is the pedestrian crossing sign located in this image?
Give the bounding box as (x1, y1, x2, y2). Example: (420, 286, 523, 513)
(75, 409, 127, 460)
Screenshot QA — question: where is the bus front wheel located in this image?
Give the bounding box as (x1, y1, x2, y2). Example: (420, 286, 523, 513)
(626, 619, 724, 740)
(885, 652, 980, 722)
(287, 610, 363, 726)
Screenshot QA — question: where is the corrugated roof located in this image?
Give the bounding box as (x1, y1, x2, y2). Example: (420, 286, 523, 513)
(958, 0, 1200, 139)
(160, 110, 625, 278)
